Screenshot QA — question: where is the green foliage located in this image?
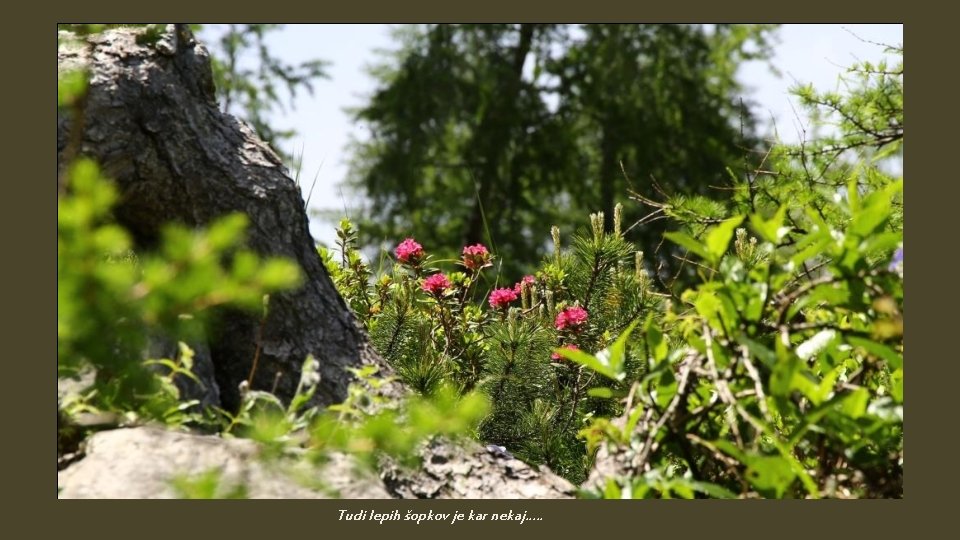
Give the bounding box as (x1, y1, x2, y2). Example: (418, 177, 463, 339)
(582, 46, 902, 499)
(215, 355, 327, 460)
(57, 157, 302, 424)
(201, 24, 329, 161)
(583, 472, 737, 500)
(342, 24, 777, 280)
(556, 319, 640, 382)
(57, 27, 902, 499)
(309, 383, 491, 469)
(57, 69, 87, 108)
(58, 24, 165, 40)
(171, 468, 249, 499)
(54, 132, 488, 501)
(324, 44, 903, 498)
(57, 40, 492, 494)
(326, 202, 657, 483)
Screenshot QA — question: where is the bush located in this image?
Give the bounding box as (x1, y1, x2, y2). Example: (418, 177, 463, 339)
(321, 45, 903, 497)
(57, 34, 902, 498)
(57, 158, 303, 424)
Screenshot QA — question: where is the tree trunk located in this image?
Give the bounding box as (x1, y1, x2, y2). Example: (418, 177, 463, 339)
(463, 24, 535, 247)
(57, 25, 390, 411)
(56, 25, 574, 499)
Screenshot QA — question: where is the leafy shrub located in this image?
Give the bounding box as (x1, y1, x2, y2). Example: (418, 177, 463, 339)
(323, 206, 662, 483)
(57, 31, 902, 498)
(57, 63, 489, 489)
(321, 45, 903, 497)
(57, 157, 303, 424)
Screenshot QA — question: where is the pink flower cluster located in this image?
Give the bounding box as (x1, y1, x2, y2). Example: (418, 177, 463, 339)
(462, 244, 492, 270)
(551, 343, 580, 361)
(394, 238, 424, 263)
(422, 273, 452, 295)
(513, 274, 536, 294)
(488, 287, 519, 309)
(555, 306, 588, 331)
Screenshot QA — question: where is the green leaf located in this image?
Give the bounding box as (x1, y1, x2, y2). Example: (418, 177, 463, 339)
(744, 281, 767, 322)
(738, 339, 775, 371)
(603, 318, 640, 374)
(92, 225, 131, 254)
(750, 206, 789, 244)
(207, 213, 248, 251)
(143, 359, 180, 372)
(850, 180, 901, 238)
(644, 314, 669, 367)
(688, 480, 737, 499)
(871, 139, 902, 162)
(603, 478, 622, 499)
(587, 387, 613, 398)
(770, 346, 799, 397)
(171, 468, 247, 499)
(258, 259, 301, 290)
(624, 402, 645, 438)
(58, 69, 88, 107)
(860, 231, 903, 258)
(556, 347, 621, 381)
(790, 234, 832, 268)
(847, 336, 902, 369)
(744, 454, 797, 497)
(231, 251, 260, 281)
(791, 369, 821, 405)
(890, 368, 903, 403)
(664, 231, 711, 262)
(850, 197, 889, 239)
(839, 387, 869, 419)
(705, 215, 745, 260)
(816, 365, 843, 404)
(654, 370, 677, 409)
(846, 172, 861, 213)
(563, 319, 640, 382)
(713, 439, 747, 462)
(693, 290, 723, 329)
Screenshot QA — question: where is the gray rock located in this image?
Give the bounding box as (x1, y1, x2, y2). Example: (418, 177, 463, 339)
(58, 24, 399, 413)
(56, 25, 576, 501)
(382, 438, 575, 499)
(57, 426, 391, 499)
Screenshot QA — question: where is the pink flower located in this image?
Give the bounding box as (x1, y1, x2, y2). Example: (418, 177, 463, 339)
(462, 243, 492, 270)
(395, 238, 424, 263)
(555, 306, 589, 331)
(514, 274, 536, 294)
(488, 287, 519, 309)
(552, 344, 580, 361)
(421, 273, 452, 295)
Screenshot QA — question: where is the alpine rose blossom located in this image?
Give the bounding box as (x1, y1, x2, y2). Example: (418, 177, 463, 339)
(395, 238, 424, 263)
(514, 274, 536, 293)
(422, 273, 452, 295)
(488, 288, 519, 309)
(555, 306, 588, 331)
(552, 344, 580, 361)
(462, 243, 492, 270)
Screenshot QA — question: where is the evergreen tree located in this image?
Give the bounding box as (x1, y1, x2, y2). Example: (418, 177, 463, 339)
(342, 24, 777, 281)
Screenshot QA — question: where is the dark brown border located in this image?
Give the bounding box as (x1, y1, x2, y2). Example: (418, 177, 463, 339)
(38, 2, 940, 538)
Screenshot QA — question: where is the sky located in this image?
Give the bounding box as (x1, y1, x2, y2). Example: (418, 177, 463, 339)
(200, 24, 903, 247)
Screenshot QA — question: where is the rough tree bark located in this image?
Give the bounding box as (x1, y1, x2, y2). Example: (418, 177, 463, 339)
(57, 25, 389, 411)
(57, 25, 575, 499)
